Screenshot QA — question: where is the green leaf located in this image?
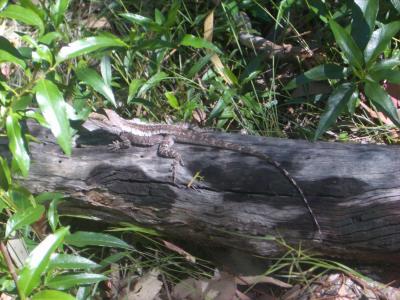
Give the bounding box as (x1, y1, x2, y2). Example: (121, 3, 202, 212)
(329, 19, 364, 70)
(369, 57, 400, 73)
(6, 113, 30, 176)
(76, 67, 116, 107)
(47, 273, 108, 289)
(56, 35, 127, 63)
(138, 72, 168, 96)
(100, 55, 112, 86)
(128, 79, 144, 102)
(65, 231, 132, 249)
(186, 53, 213, 78)
(48, 253, 99, 270)
(165, 0, 181, 28)
(351, 0, 378, 50)
(48, 198, 59, 232)
(35, 192, 64, 203)
(18, 227, 70, 297)
(306, 0, 329, 23)
(5, 205, 45, 238)
(0, 50, 26, 68)
(31, 290, 75, 300)
(365, 82, 400, 126)
(38, 31, 62, 45)
(180, 34, 221, 54)
(364, 21, 400, 66)
(370, 69, 400, 83)
(35, 79, 72, 155)
(109, 222, 160, 236)
(0, 36, 26, 68)
(0, 156, 11, 190)
(314, 83, 356, 140)
(0, 5, 44, 35)
(285, 64, 348, 90)
(50, 0, 70, 27)
(391, 0, 400, 13)
(12, 95, 33, 111)
(165, 92, 179, 109)
(120, 13, 164, 32)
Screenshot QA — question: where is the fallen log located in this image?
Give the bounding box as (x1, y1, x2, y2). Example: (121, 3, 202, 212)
(2, 121, 400, 263)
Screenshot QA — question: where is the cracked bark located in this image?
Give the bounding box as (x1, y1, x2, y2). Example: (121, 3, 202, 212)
(2, 121, 400, 264)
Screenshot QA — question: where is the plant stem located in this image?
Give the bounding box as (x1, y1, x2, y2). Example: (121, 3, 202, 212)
(0, 241, 24, 299)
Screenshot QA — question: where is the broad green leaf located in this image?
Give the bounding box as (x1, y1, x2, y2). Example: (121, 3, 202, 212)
(98, 252, 127, 268)
(48, 198, 59, 232)
(128, 79, 144, 102)
(306, 0, 329, 23)
(391, 0, 400, 12)
(5, 205, 45, 238)
(12, 95, 33, 111)
(138, 72, 168, 96)
(47, 273, 108, 289)
(329, 19, 364, 70)
(76, 67, 116, 107)
(180, 34, 221, 54)
(100, 55, 112, 86)
(50, 0, 70, 27)
(20, 0, 45, 19)
(6, 113, 30, 176)
(35, 192, 64, 203)
(369, 57, 400, 73)
(31, 290, 75, 300)
(65, 231, 132, 249)
(165, 0, 181, 28)
(186, 53, 213, 78)
(0, 5, 44, 34)
(33, 44, 53, 64)
(365, 81, 400, 126)
(165, 92, 179, 109)
(369, 69, 400, 83)
(48, 253, 99, 270)
(120, 13, 164, 32)
(0, 156, 11, 190)
(10, 186, 33, 210)
(18, 227, 70, 297)
(39, 31, 62, 45)
(285, 64, 348, 90)
(0, 50, 26, 68)
(364, 21, 400, 66)
(35, 79, 72, 155)
(0, 36, 26, 68)
(56, 35, 127, 63)
(351, 0, 378, 50)
(314, 83, 356, 140)
(0, 0, 7, 11)
(347, 89, 359, 114)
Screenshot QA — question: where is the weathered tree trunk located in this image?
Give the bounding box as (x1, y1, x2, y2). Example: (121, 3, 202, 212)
(2, 122, 400, 263)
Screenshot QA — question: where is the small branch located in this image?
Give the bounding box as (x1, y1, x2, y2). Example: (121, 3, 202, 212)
(0, 241, 21, 298)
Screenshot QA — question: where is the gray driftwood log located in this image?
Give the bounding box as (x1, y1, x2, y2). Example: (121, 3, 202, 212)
(4, 122, 400, 263)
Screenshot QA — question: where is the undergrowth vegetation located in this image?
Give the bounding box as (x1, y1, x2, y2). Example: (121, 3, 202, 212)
(0, 0, 399, 298)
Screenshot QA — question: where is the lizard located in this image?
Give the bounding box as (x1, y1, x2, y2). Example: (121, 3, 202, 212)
(87, 109, 322, 236)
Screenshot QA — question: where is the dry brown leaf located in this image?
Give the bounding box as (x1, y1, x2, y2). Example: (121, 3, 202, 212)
(120, 269, 162, 300)
(204, 9, 214, 42)
(172, 278, 208, 300)
(163, 240, 196, 263)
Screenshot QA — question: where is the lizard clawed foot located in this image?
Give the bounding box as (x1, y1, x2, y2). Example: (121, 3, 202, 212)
(108, 140, 123, 152)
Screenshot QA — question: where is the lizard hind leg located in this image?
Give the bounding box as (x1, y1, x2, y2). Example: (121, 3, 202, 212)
(158, 135, 184, 182)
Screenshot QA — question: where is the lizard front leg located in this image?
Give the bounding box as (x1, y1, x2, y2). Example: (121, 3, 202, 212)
(108, 133, 132, 151)
(158, 135, 184, 182)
